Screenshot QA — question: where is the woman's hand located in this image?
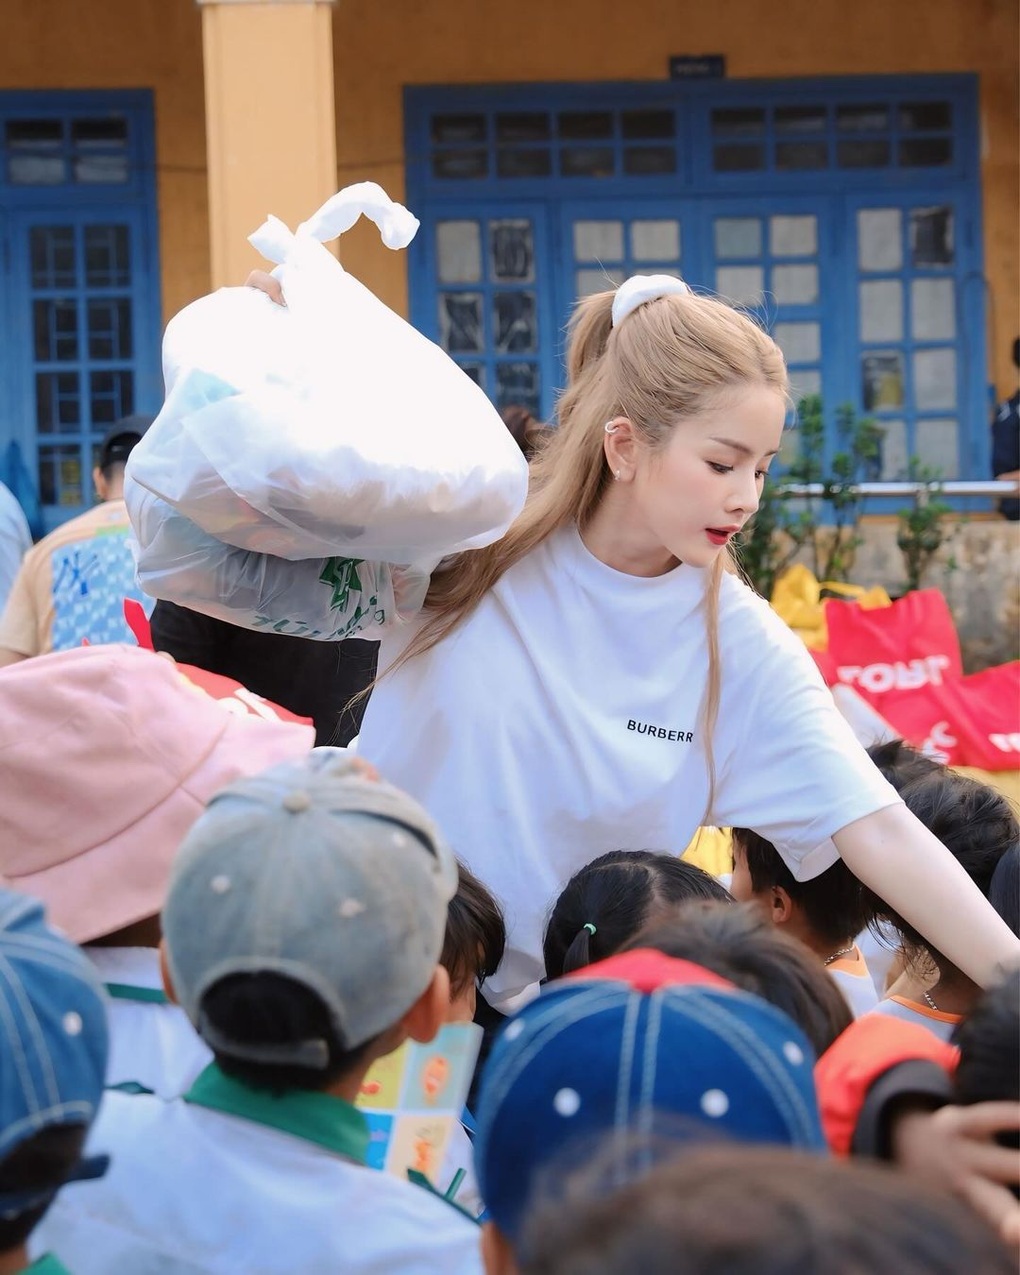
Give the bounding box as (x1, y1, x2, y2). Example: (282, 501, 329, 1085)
(244, 270, 286, 307)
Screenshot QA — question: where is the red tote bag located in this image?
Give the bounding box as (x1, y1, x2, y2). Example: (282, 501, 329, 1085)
(823, 589, 963, 698)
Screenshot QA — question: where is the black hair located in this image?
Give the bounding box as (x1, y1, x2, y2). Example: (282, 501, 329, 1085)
(442, 860, 506, 999)
(629, 901, 852, 1056)
(865, 738, 942, 790)
(518, 1142, 1015, 1275)
(543, 851, 732, 981)
(732, 826, 875, 947)
(200, 971, 376, 1092)
(0, 1124, 87, 1250)
(988, 843, 1020, 938)
(954, 970, 1020, 1108)
(877, 769, 1020, 964)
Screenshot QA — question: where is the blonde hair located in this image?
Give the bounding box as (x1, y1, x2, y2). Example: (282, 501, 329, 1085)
(395, 287, 788, 793)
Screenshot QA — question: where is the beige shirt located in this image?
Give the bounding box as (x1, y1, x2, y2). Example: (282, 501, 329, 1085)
(0, 500, 144, 656)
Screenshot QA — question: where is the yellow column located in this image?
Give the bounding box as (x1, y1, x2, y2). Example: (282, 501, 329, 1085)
(198, 0, 338, 289)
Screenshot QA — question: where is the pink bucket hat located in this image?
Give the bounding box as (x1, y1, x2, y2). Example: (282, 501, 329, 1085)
(0, 644, 314, 942)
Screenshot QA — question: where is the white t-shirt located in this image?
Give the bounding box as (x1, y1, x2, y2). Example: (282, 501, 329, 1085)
(86, 946, 212, 1098)
(34, 1085, 482, 1275)
(358, 526, 901, 1005)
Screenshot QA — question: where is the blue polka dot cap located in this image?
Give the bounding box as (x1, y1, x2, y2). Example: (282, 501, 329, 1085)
(474, 949, 826, 1243)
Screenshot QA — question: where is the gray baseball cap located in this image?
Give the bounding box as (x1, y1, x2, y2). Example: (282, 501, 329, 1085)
(163, 749, 458, 1065)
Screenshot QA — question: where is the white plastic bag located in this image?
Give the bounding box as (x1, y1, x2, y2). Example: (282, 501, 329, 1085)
(126, 181, 529, 566)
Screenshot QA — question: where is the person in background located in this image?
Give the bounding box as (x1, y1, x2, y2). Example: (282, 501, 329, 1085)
(990, 337, 1019, 522)
(0, 479, 31, 612)
(0, 416, 153, 663)
(0, 890, 110, 1275)
(730, 826, 880, 1017)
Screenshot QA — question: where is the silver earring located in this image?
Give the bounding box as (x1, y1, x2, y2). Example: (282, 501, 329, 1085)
(604, 421, 619, 435)
(614, 470, 620, 481)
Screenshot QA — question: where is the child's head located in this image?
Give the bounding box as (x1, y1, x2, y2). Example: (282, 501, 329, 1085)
(0, 644, 312, 946)
(879, 768, 1019, 971)
(954, 971, 1020, 1110)
(628, 901, 853, 1056)
(161, 750, 459, 1091)
(730, 827, 874, 953)
(543, 850, 732, 980)
(475, 949, 825, 1255)
(515, 1142, 1015, 1275)
(0, 891, 109, 1260)
(865, 738, 943, 789)
(442, 860, 506, 1022)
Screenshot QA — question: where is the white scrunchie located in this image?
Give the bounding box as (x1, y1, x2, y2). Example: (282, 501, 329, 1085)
(611, 273, 690, 327)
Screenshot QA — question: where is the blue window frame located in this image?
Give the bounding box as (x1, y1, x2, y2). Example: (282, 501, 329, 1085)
(0, 91, 162, 533)
(405, 74, 986, 488)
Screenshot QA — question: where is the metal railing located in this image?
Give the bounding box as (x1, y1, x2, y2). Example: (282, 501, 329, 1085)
(775, 479, 1020, 506)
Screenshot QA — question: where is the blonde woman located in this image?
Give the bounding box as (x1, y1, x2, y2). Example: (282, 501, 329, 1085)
(138, 274, 1020, 1011)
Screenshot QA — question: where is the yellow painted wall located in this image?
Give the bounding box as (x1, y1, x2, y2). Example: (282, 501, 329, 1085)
(1, 0, 1016, 395)
(333, 0, 1020, 395)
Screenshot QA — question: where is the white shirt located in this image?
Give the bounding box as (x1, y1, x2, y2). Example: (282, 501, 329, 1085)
(869, 996, 961, 1043)
(358, 526, 901, 1005)
(34, 1079, 483, 1275)
(0, 480, 31, 611)
(86, 947, 212, 1098)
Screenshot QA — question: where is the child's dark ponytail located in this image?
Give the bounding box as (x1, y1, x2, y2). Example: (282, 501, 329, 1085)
(543, 851, 731, 981)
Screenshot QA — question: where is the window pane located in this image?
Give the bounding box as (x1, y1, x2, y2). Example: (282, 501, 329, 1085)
(573, 221, 624, 263)
(88, 298, 133, 360)
(716, 265, 764, 307)
(774, 105, 827, 133)
(914, 348, 956, 411)
(837, 139, 891, 168)
(432, 150, 488, 180)
(915, 418, 958, 478)
(899, 101, 952, 132)
(89, 369, 134, 424)
(771, 263, 818, 305)
(576, 268, 624, 298)
(74, 153, 129, 184)
(459, 363, 485, 391)
(6, 119, 65, 184)
(770, 215, 817, 258)
(790, 368, 822, 399)
(560, 146, 614, 177)
(775, 141, 828, 170)
(495, 362, 540, 416)
(439, 293, 484, 353)
(495, 113, 550, 143)
(837, 103, 889, 131)
(911, 278, 956, 342)
(493, 292, 537, 354)
(857, 209, 902, 272)
(38, 444, 83, 506)
(878, 419, 909, 479)
(35, 372, 80, 434)
(711, 107, 765, 137)
(496, 149, 552, 178)
(623, 146, 675, 175)
(30, 226, 76, 289)
(631, 220, 681, 263)
(899, 137, 952, 167)
(621, 109, 675, 140)
(84, 225, 130, 287)
(558, 112, 613, 140)
(34, 300, 79, 362)
(436, 221, 482, 285)
(490, 220, 535, 282)
(862, 352, 906, 411)
(910, 207, 954, 267)
(859, 280, 903, 343)
(773, 322, 821, 364)
(431, 114, 486, 144)
(714, 217, 761, 259)
(713, 143, 765, 172)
